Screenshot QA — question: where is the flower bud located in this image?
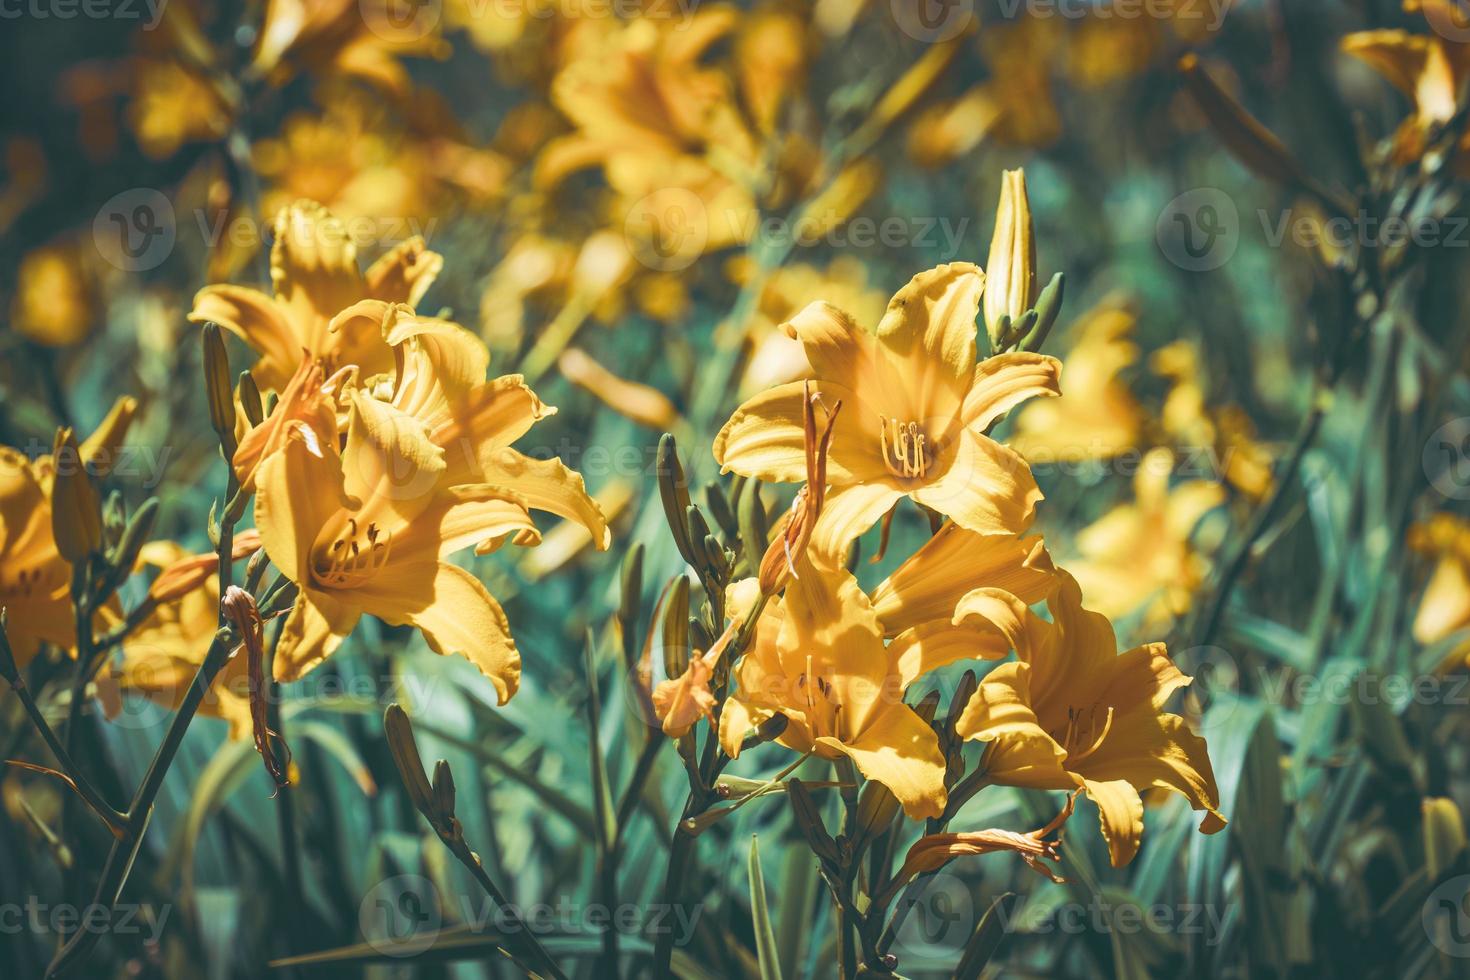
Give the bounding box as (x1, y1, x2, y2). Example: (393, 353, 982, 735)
(657, 434, 698, 567)
(50, 427, 102, 563)
(984, 169, 1037, 352)
(201, 322, 237, 455)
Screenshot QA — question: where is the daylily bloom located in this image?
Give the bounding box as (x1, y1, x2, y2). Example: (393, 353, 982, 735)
(251, 0, 449, 96)
(256, 310, 608, 693)
(11, 244, 94, 347)
(1153, 341, 1274, 502)
(1067, 448, 1224, 628)
(1011, 295, 1145, 463)
(715, 263, 1062, 557)
(1409, 514, 1470, 666)
(953, 571, 1225, 866)
(719, 552, 1010, 820)
(0, 398, 134, 667)
(231, 356, 345, 490)
(190, 201, 444, 391)
(652, 622, 739, 738)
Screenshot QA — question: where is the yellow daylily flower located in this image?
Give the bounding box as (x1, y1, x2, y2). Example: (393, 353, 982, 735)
(231, 356, 345, 491)
(1011, 295, 1146, 463)
(251, 0, 449, 96)
(189, 201, 444, 391)
(954, 571, 1225, 866)
(718, 553, 1010, 821)
(1067, 448, 1224, 628)
(0, 399, 136, 667)
(1153, 341, 1274, 502)
(715, 263, 1062, 556)
(1409, 514, 1470, 665)
(869, 523, 1055, 637)
(12, 243, 94, 347)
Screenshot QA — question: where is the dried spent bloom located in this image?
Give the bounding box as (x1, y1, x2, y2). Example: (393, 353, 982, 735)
(652, 622, 739, 738)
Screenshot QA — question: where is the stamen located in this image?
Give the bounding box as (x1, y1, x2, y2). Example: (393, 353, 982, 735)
(879, 416, 931, 479)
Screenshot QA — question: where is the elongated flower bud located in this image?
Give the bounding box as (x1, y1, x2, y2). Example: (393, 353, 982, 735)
(984, 169, 1037, 352)
(51, 427, 102, 563)
(201, 322, 237, 455)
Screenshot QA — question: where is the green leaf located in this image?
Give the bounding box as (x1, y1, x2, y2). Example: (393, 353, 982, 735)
(749, 835, 782, 980)
(952, 891, 1016, 980)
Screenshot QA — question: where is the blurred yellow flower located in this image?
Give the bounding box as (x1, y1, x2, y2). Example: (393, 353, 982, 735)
(716, 263, 1061, 556)
(1067, 448, 1224, 628)
(252, 0, 449, 95)
(1410, 514, 1470, 663)
(128, 60, 232, 160)
(954, 571, 1225, 866)
(190, 201, 443, 391)
(12, 244, 93, 347)
(1012, 296, 1146, 463)
(0, 398, 135, 667)
(1153, 340, 1274, 502)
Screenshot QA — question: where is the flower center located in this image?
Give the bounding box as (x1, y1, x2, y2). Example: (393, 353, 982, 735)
(0, 566, 48, 599)
(879, 416, 931, 479)
(315, 517, 393, 589)
(1052, 704, 1114, 764)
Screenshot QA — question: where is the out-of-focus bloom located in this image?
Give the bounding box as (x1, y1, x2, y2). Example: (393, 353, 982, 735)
(251, 0, 449, 95)
(653, 622, 739, 738)
(907, 87, 1002, 169)
(869, 524, 1055, 636)
(716, 264, 1061, 556)
(1066, 448, 1224, 627)
(734, 257, 887, 397)
(128, 60, 232, 160)
(983, 169, 1038, 351)
(12, 244, 93, 347)
(1153, 341, 1274, 502)
(1343, 1, 1470, 168)
(720, 553, 1008, 820)
(189, 201, 443, 390)
(954, 571, 1225, 866)
(978, 18, 1063, 148)
(108, 535, 262, 738)
(0, 399, 135, 667)
(557, 348, 681, 431)
(1012, 297, 1146, 463)
(735, 7, 808, 135)
(1410, 514, 1470, 664)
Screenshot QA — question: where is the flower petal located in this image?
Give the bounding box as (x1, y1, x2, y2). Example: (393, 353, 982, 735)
(714, 381, 884, 485)
(887, 620, 1011, 691)
(471, 449, 610, 550)
(962, 352, 1063, 432)
(365, 237, 444, 307)
(873, 262, 984, 422)
(189, 285, 300, 390)
(782, 300, 879, 392)
(274, 589, 359, 682)
(911, 428, 1041, 538)
(809, 481, 905, 559)
(255, 423, 350, 583)
(1082, 777, 1146, 867)
(816, 706, 948, 821)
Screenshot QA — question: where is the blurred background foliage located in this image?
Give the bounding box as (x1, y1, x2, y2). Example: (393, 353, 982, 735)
(4, 0, 1470, 977)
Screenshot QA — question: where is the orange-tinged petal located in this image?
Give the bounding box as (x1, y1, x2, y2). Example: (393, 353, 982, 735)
(782, 300, 879, 393)
(271, 201, 362, 351)
(962, 352, 1063, 432)
(911, 428, 1041, 538)
(472, 449, 609, 550)
(340, 391, 445, 528)
(255, 423, 349, 584)
(435, 375, 555, 483)
(1414, 558, 1470, 645)
(714, 380, 885, 485)
(365, 237, 443, 307)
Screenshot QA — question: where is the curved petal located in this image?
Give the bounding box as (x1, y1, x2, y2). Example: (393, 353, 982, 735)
(952, 587, 1049, 661)
(365, 237, 444, 307)
(817, 706, 948, 821)
(271, 201, 363, 354)
(962, 352, 1063, 432)
(911, 428, 1041, 538)
(274, 589, 359, 682)
(887, 620, 1011, 691)
(255, 423, 350, 583)
(359, 560, 522, 705)
(954, 663, 1072, 788)
(782, 300, 878, 392)
(809, 480, 904, 559)
(871, 526, 1054, 636)
(189, 285, 300, 390)
(435, 375, 556, 482)
(873, 263, 984, 423)
(340, 391, 445, 528)
(714, 381, 884, 485)
(389, 485, 540, 563)
(473, 448, 610, 550)
(1082, 777, 1146, 867)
